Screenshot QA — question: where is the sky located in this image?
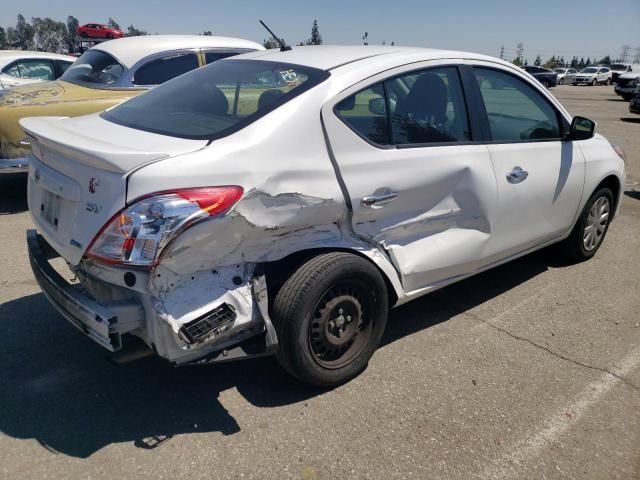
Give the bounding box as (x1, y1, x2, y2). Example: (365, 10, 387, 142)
(2, 0, 640, 63)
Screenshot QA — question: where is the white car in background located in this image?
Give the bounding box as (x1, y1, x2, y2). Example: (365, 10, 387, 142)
(0, 51, 75, 89)
(553, 67, 578, 85)
(572, 66, 612, 86)
(23, 46, 626, 386)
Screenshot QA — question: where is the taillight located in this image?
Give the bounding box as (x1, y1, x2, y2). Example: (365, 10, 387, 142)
(87, 186, 243, 266)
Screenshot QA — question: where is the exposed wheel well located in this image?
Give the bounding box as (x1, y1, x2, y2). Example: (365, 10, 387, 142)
(594, 175, 621, 218)
(263, 248, 399, 312)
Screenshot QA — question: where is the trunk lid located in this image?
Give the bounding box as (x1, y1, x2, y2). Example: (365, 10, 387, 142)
(21, 115, 208, 265)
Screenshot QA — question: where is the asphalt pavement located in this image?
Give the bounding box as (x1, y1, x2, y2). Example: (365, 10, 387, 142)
(0, 84, 638, 480)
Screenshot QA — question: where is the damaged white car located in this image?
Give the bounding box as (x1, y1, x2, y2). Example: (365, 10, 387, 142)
(24, 46, 626, 386)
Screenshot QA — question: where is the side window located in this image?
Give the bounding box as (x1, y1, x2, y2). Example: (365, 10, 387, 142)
(133, 53, 199, 86)
(58, 61, 73, 74)
(12, 60, 55, 80)
(335, 83, 390, 145)
(387, 67, 470, 145)
(204, 51, 238, 64)
(3, 63, 21, 77)
(473, 67, 561, 142)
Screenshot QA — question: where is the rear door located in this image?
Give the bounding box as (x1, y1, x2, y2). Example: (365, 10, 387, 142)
(470, 64, 584, 259)
(323, 62, 498, 293)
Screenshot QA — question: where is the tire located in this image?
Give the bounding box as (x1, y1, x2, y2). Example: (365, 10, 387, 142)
(541, 80, 549, 88)
(106, 33, 113, 39)
(559, 78, 564, 85)
(272, 252, 389, 387)
(607, 78, 612, 85)
(559, 187, 613, 261)
(591, 78, 597, 86)
(80, 32, 87, 38)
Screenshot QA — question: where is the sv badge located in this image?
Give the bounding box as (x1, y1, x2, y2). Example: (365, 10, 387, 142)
(85, 202, 102, 214)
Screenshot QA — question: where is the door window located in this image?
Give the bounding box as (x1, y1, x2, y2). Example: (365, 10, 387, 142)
(2, 60, 55, 80)
(335, 66, 470, 146)
(204, 51, 238, 64)
(133, 53, 199, 86)
(473, 67, 561, 142)
(335, 83, 390, 145)
(387, 67, 470, 144)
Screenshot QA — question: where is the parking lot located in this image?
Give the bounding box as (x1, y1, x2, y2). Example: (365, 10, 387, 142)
(0, 84, 638, 479)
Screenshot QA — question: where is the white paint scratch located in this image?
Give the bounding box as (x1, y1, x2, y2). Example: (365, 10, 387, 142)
(481, 344, 640, 479)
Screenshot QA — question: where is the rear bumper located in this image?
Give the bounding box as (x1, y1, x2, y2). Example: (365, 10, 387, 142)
(0, 156, 29, 174)
(27, 230, 145, 351)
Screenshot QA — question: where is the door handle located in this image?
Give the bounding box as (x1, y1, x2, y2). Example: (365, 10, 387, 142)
(361, 189, 399, 208)
(506, 166, 529, 184)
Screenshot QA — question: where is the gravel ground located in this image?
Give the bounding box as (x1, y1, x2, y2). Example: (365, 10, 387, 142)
(0, 84, 638, 480)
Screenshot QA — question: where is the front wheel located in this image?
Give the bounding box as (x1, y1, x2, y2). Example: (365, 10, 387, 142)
(559, 188, 613, 261)
(272, 252, 389, 387)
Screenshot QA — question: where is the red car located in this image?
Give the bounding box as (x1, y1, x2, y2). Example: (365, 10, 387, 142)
(77, 23, 125, 39)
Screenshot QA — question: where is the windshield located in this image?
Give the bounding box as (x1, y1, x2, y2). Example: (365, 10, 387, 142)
(61, 50, 125, 87)
(554, 68, 566, 73)
(609, 64, 627, 71)
(581, 68, 598, 73)
(103, 59, 330, 140)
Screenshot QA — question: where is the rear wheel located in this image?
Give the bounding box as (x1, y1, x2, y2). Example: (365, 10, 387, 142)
(541, 80, 550, 88)
(106, 32, 113, 39)
(272, 252, 388, 387)
(80, 32, 87, 38)
(591, 78, 597, 86)
(559, 78, 565, 85)
(559, 188, 613, 261)
(607, 78, 612, 85)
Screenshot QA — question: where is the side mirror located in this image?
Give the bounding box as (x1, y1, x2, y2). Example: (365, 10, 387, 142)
(368, 97, 386, 116)
(569, 116, 596, 140)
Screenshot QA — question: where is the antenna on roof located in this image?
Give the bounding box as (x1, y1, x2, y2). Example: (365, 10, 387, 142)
(259, 20, 292, 52)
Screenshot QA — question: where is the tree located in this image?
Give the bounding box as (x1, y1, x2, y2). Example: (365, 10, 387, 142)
(127, 25, 148, 36)
(263, 36, 283, 49)
(570, 56, 578, 68)
(32, 17, 68, 53)
(512, 57, 523, 66)
(305, 19, 322, 45)
(107, 17, 121, 30)
(598, 55, 611, 65)
(15, 14, 35, 50)
(0, 27, 6, 49)
(66, 15, 79, 53)
(534, 55, 541, 66)
(578, 57, 585, 68)
(585, 57, 591, 66)
(201, 30, 212, 36)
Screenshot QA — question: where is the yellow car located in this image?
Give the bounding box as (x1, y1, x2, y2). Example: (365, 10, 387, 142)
(0, 35, 264, 173)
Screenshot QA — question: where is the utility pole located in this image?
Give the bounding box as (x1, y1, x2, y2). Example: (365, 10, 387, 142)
(499, 45, 504, 60)
(362, 32, 368, 46)
(621, 45, 631, 63)
(634, 47, 640, 64)
(516, 42, 524, 64)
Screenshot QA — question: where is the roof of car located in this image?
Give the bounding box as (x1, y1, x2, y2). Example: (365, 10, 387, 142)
(234, 45, 504, 71)
(91, 35, 266, 69)
(0, 50, 76, 67)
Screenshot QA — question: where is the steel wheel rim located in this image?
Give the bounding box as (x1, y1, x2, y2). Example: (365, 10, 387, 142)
(308, 279, 375, 370)
(583, 196, 610, 252)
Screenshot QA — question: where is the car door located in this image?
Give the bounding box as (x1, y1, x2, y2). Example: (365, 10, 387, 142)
(470, 64, 585, 259)
(322, 63, 499, 293)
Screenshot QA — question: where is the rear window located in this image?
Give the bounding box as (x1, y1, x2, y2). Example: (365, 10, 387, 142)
(133, 52, 199, 86)
(61, 50, 124, 87)
(103, 59, 330, 140)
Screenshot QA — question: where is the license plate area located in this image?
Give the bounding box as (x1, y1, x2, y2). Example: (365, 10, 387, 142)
(41, 190, 61, 230)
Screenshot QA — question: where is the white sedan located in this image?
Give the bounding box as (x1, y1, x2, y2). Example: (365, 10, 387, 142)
(23, 46, 626, 386)
(0, 51, 75, 90)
